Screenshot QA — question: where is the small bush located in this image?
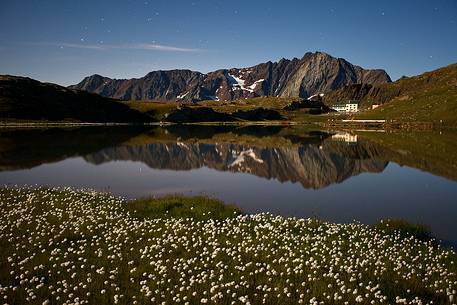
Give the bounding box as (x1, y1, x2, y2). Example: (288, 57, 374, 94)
(374, 219, 432, 241)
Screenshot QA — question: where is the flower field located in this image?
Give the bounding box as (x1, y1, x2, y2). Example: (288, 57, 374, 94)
(0, 187, 456, 305)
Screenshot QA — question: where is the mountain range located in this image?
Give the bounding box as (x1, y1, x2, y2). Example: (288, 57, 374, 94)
(1, 52, 455, 125)
(70, 51, 391, 102)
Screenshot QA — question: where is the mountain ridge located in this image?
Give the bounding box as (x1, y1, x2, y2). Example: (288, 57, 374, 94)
(70, 51, 391, 102)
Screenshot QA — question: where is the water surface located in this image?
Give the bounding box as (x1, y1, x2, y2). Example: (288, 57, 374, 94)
(1, 126, 456, 246)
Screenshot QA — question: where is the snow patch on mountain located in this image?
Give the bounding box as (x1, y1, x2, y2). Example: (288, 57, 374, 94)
(229, 149, 263, 167)
(248, 79, 264, 91)
(307, 93, 325, 100)
(228, 74, 264, 93)
(177, 92, 189, 99)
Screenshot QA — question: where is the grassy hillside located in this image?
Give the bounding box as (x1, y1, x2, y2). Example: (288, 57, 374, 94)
(0, 75, 152, 123)
(326, 63, 457, 125)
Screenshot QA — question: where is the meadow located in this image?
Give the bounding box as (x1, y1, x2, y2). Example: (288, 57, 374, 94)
(0, 187, 456, 305)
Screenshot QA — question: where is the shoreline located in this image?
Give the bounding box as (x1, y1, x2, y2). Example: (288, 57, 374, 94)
(0, 120, 454, 130)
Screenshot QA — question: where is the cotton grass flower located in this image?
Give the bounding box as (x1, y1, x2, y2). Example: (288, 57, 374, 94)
(0, 186, 456, 304)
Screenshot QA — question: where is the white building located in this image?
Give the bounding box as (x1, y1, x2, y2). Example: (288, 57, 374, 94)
(331, 102, 358, 113)
(331, 132, 358, 143)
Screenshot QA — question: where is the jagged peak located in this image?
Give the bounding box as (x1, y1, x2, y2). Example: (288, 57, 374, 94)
(86, 74, 108, 80)
(70, 51, 392, 101)
(302, 51, 332, 59)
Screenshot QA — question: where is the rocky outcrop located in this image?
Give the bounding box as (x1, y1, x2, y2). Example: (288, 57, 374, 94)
(163, 107, 283, 123)
(70, 52, 391, 102)
(322, 83, 400, 108)
(283, 100, 332, 114)
(164, 107, 234, 123)
(231, 108, 283, 121)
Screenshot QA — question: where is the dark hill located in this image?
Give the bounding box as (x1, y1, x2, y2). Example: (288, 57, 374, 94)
(0, 75, 152, 123)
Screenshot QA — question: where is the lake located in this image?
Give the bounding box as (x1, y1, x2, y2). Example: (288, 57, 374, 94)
(1, 125, 456, 246)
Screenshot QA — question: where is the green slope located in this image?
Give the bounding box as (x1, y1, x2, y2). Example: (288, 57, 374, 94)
(356, 64, 457, 124)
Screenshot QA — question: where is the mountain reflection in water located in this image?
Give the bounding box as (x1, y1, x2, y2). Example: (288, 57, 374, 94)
(0, 126, 391, 189)
(84, 137, 387, 189)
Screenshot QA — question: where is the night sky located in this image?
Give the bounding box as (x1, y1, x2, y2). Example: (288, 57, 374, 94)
(0, 0, 456, 85)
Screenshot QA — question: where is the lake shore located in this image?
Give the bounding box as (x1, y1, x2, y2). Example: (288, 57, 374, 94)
(1, 119, 454, 131)
(1, 186, 456, 305)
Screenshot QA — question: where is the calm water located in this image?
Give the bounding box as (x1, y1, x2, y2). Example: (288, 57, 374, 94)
(1, 126, 456, 246)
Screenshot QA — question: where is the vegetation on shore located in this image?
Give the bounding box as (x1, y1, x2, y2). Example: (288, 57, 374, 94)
(121, 97, 331, 124)
(1, 187, 456, 305)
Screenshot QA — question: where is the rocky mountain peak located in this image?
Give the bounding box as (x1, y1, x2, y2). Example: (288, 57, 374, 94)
(70, 52, 391, 102)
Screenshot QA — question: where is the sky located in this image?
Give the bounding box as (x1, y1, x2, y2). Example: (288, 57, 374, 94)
(0, 0, 456, 86)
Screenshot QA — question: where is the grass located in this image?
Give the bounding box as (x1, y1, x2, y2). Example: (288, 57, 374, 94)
(1, 186, 456, 305)
(373, 219, 432, 242)
(355, 63, 457, 125)
(119, 101, 176, 122)
(126, 195, 241, 221)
